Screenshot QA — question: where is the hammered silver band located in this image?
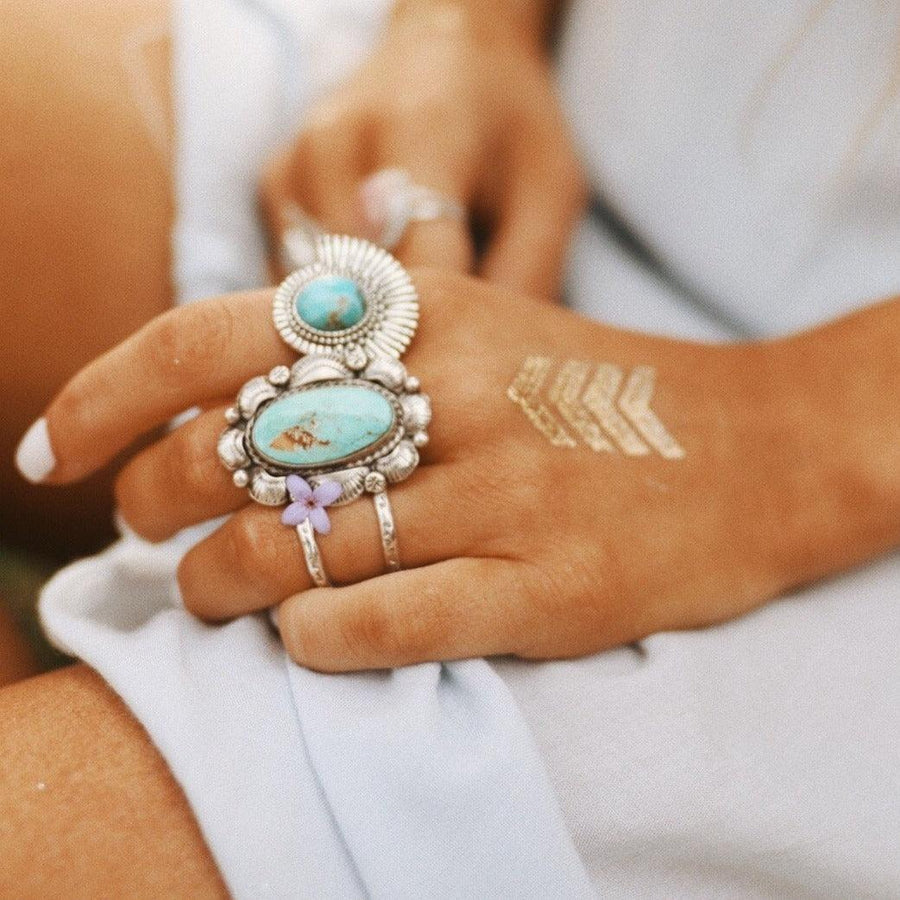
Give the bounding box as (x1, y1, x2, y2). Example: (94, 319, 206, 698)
(372, 490, 401, 572)
(296, 519, 329, 588)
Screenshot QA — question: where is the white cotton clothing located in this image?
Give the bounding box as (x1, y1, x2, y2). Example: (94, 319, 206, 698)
(41, 1, 900, 897)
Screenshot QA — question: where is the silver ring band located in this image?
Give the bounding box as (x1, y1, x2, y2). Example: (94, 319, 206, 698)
(373, 490, 401, 572)
(296, 519, 330, 587)
(362, 168, 466, 251)
(379, 190, 465, 250)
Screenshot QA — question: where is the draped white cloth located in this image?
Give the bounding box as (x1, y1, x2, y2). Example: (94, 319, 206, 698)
(41, 1, 900, 897)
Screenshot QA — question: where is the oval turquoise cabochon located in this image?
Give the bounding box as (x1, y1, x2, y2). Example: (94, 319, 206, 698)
(250, 383, 395, 468)
(294, 276, 366, 332)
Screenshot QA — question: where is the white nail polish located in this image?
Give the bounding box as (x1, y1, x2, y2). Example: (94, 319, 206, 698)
(15, 418, 56, 483)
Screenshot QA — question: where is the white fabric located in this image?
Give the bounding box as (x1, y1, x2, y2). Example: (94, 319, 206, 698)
(41, 0, 900, 897)
(560, 0, 900, 335)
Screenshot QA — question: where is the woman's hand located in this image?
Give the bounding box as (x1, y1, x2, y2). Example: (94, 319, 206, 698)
(25, 275, 899, 671)
(261, 4, 586, 298)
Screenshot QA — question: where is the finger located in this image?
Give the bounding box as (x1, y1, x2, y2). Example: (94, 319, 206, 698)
(259, 146, 316, 280)
(480, 139, 587, 301)
(275, 557, 525, 672)
(368, 123, 474, 272)
(177, 463, 472, 620)
(41, 290, 289, 483)
(284, 109, 372, 235)
(115, 406, 247, 543)
(113, 325, 465, 543)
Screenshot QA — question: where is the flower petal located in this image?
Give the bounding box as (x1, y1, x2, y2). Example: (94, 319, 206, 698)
(281, 502, 309, 526)
(312, 479, 342, 507)
(308, 505, 331, 535)
(285, 474, 312, 502)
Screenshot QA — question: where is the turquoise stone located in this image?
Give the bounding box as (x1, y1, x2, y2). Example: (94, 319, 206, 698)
(251, 384, 394, 468)
(295, 276, 366, 331)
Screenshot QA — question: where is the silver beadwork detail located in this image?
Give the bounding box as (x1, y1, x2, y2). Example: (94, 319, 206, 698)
(364, 471, 387, 494)
(363, 356, 407, 392)
(296, 519, 330, 587)
(237, 376, 280, 419)
(217, 428, 249, 471)
(289, 355, 352, 388)
(249, 469, 288, 506)
(400, 393, 432, 433)
(268, 365, 291, 386)
(375, 439, 419, 484)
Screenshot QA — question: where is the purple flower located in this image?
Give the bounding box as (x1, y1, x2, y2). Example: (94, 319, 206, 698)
(281, 475, 342, 534)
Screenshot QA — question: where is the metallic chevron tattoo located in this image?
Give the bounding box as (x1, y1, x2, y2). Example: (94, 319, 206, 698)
(507, 357, 686, 459)
(507, 356, 577, 448)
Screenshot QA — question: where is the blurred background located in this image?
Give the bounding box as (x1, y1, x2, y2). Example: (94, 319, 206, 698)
(0, 0, 173, 678)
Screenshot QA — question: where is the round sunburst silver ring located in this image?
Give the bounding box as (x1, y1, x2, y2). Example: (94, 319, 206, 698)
(272, 233, 418, 368)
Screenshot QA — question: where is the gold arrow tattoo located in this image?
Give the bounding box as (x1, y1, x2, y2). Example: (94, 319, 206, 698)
(582, 364, 651, 456)
(618, 365, 686, 459)
(506, 356, 576, 448)
(508, 357, 686, 459)
(548, 360, 616, 453)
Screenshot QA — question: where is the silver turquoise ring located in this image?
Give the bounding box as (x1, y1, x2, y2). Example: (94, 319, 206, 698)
(217, 235, 430, 582)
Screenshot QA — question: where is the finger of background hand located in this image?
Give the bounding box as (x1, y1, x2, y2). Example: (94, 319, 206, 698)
(371, 122, 474, 272)
(177, 463, 471, 621)
(115, 406, 247, 542)
(41, 291, 289, 483)
(480, 137, 587, 300)
(282, 108, 372, 235)
(276, 557, 525, 672)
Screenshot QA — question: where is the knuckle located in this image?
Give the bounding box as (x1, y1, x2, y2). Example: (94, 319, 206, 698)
(229, 514, 281, 581)
(304, 118, 350, 155)
(342, 598, 406, 662)
(112, 463, 157, 539)
(409, 267, 471, 316)
(304, 96, 358, 134)
(280, 605, 327, 669)
(177, 425, 225, 501)
(147, 302, 235, 383)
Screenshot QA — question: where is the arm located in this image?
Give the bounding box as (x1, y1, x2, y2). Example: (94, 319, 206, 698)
(761, 298, 899, 588)
(0, 666, 227, 897)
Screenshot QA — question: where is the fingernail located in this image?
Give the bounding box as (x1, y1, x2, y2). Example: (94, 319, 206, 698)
(268, 606, 281, 629)
(15, 418, 56, 483)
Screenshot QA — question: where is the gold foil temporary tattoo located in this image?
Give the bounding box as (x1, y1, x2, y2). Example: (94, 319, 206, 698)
(508, 357, 686, 459)
(507, 356, 577, 448)
(582, 363, 651, 457)
(617, 365, 686, 459)
(548, 360, 616, 453)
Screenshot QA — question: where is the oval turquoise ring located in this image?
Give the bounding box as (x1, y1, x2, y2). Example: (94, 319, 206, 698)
(218, 354, 430, 506)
